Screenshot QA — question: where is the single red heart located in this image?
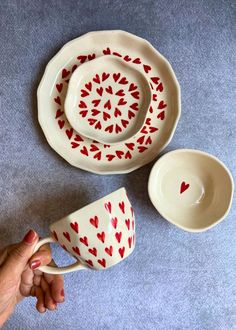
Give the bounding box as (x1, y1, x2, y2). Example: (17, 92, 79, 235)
(104, 100, 111, 110)
(66, 128, 73, 140)
(119, 201, 125, 214)
(70, 221, 79, 233)
(143, 64, 151, 73)
(72, 65, 78, 73)
(106, 86, 113, 94)
(145, 136, 152, 145)
(105, 246, 113, 256)
(92, 99, 101, 107)
(124, 55, 131, 62)
(88, 247, 97, 257)
(145, 118, 151, 125)
(153, 94, 158, 102)
(111, 217, 118, 229)
(130, 103, 139, 111)
(121, 119, 129, 128)
(88, 118, 97, 126)
(56, 83, 63, 93)
(80, 146, 89, 156)
(102, 72, 110, 81)
(106, 154, 115, 161)
(105, 125, 113, 133)
(71, 142, 80, 148)
(55, 109, 64, 119)
(90, 216, 99, 228)
(93, 74, 100, 84)
(151, 77, 160, 84)
(128, 110, 135, 119)
(116, 89, 125, 97)
(157, 111, 165, 120)
(129, 83, 137, 92)
(54, 96, 61, 105)
(80, 236, 88, 246)
(91, 109, 100, 116)
(113, 52, 122, 57)
(90, 144, 99, 152)
(133, 58, 141, 64)
(156, 83, 163, 92)
(115, 232, 122, 243)
(131, 91, 139, 100)
(125, 219, 130, 230)
(81, 89, 89, 97)
(63, 231, 71, 242)
(128, 237, 132, 248)
(77, 55, 87, 63)
(78, 100, 87, 108)
(72, 246, 81, 256)
(118, 247, 125, 258)
(125, 151, 132, 159)
(114, 108, 122, 118)
(53, 231, 58, 241)
(86, 259, 94, 267)
(85, 82, 92, 91)
(103, 47, 111, 55)
(116, 150, 124, 159)
(141, 126, 148, 134)
(119, 77, 128, 85)
(62, 68, 70, 79)
(149, 126, 158, 133)
(125, 143, 135, 150)
(58, 120, 65, 129)
(88, 53, 95, 61)
(74, 134, 84, 142)
(149, 106, 153, 113)
(103, 112, 110, 121)
(113, 73, 121, 82)
(105, 202, 112, 213)
(96, 87, 103, 97)
(94, 151, 101, 160)
(95, 121, 102, 130)
(97, 231, 105, 243)
(158, 100, 167, 109)
(79, 110, 88, 118)
(180, 181, 190, 194)
(138, 146, 148, 153)
(137, 135, 145, 144)
(98, 258, 106, 268)
(118, 98, 127, 106)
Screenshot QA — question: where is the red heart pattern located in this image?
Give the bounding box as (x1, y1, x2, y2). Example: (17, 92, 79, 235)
(180, 181, 190, 194)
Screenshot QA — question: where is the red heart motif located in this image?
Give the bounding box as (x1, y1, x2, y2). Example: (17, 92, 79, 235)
(71, 142, 80, 149)
(58, 120, 65, 129)
(88, 118, 97, 126)
(55, 109, 64, 119)
(128, 237, 132, 249)
(97, 232, 105, 243)
(133, 58, 141, 64)
(53, 231, 58, 241)
(111, 217, 118, 229)
(103, 112, 111, 121)
(56, 83, 63, 93)
(74, 134, 84, 142)
(80, 146, 89, 156)
(95, 121, 102, 130)
(153, 94, 157, 101)
(125, 219, 130, 230)
(85, 82, 92, 91)
(105, 202, 112, 213)
(156, 83, 163, 92)
(128, 110, 135, 119)
(72, 65, 78, 73)
(105, 86, 113, 94)
(158, 100, 167, 109)
(94, 151, 101, 160)
(115, 232, 122, 243)
(98, 258, 106, 268)
(180, 181, 190, 194)
(138, 146, 148, 153)
(66, 128, 73, 140)
(62, 68, 70, 79)
(137, 135, 145, 144)
(90, 216, 99, 228)
(149, 106, 153, 113)
(145, 118, 151, 125)
(61, 244, 68, 251)
(90, 144, 99, 152)
(92, 99, 101, 107)
(105, 246, 113, 256)
(118, 98, 127, 106)
(96, 87, 103, 97)
(119, 77, 128, 85)
(130, 103, 138, 111)
(102, 72, 110, 81)
(145, 136, 152, 145)
(88, 53, 95, 61)
(116, 150, 124, 159)
(143, 64, 151, 73)
(63, 232, 71, 242)
(70, 221, 79, 233)
(79, 110, 88, 118)
(129, 83, 137, 92)
(113, 73, 121, 82)
(119, 201, 125, 214)
(81, 89, 89, 97)
(77, 55, 87, 63)
(149, 126, 158, 133)
(121, 119, 129, 128)
(105, 125, 113, 133)
(150, 83, 154, 90)
(86, 259, 94, 267)
(78, 100, 87, 108)
(114, 108, 122, 118)
(113, 52, 122, 57)
(72, 246, 80, 256)
(106, 154, 115, 161)
(141, 126, 148, 134)
(54, 96, 61, 105)
(93, 74, 100, 84)
(104, 100, 111, 110)
(157, 111, 165, 120)
(103, 47, 111, 55)
(80, 236, 88, 246)
(131, 91, 139, 100)
(125, 151, 132, 159)
(118, 247, 125, 258)
(116, 89, 125, 96)
(151, 77, 160, 84)
(125, 143, 135, 150)
(91, 109, 100, 116)
(124, 55, 131, 62)
(88, 247, 97, 257)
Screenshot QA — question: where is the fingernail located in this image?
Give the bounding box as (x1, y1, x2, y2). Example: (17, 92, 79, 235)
(30, 259, 41, 270)
(23, 229, 37, 244)
(61, 289, 65, 297)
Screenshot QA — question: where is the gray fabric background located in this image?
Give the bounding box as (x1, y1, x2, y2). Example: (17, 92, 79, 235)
(0, 0, 235, 329)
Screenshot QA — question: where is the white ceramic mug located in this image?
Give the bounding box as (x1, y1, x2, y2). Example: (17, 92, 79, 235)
(34, 188, 135, 274)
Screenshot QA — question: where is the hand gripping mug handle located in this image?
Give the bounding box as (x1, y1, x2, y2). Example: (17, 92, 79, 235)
(33, 237, 87, 274)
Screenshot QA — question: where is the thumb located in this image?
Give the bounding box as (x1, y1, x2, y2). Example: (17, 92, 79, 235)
(2, 230, 39, 277)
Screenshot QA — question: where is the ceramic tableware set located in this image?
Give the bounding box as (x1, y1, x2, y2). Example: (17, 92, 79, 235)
(35, 31, 234, 274)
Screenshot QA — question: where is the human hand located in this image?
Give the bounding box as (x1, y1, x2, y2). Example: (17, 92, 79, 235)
(0, 230, 65, 327)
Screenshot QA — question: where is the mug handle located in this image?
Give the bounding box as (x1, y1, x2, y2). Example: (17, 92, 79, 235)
(33, 237, 87, 274)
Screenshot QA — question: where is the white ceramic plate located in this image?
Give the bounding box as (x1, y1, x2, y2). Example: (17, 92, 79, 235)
(38, 30, 181, 174)
(148, 149, 234, 232)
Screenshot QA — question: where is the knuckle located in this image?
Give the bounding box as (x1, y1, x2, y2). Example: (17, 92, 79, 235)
(9, 245, 25, 260)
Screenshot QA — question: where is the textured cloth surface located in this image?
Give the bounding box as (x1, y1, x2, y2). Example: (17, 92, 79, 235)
(0, 0, 235, 329)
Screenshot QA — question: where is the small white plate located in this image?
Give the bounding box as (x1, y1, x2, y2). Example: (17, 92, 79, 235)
(148, 149, 234, 232)
(65, 56, 151, 144)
